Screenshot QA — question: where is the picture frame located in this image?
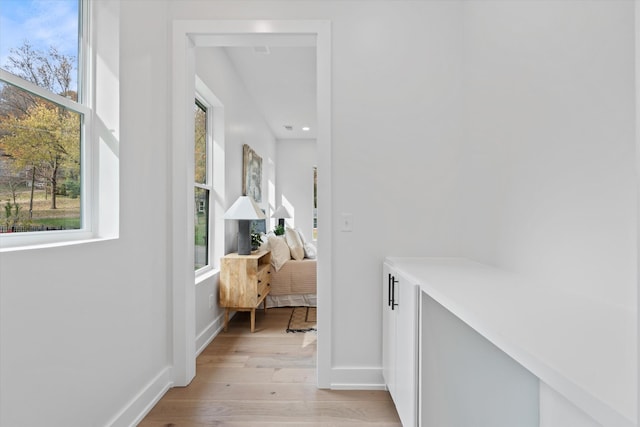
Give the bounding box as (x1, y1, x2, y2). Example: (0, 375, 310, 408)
(242, 144, 262, 203)
(250, 209, 267, 234)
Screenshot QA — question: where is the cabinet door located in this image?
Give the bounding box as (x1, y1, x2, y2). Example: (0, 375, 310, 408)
(382, 263, 418, 427)
(394, 270, 418, 427)
(382, 263, 396, 395)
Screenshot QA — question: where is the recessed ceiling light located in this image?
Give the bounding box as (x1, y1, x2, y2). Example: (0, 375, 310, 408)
(302, 126, 310, 131)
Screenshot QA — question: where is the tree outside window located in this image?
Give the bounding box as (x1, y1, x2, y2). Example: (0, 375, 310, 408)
(0, 0, 83, 233)
(194, 99, 211, 270)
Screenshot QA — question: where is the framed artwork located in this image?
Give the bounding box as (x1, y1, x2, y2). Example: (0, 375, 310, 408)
(242, 144, 262, 202)
(251, 209, 267, 234)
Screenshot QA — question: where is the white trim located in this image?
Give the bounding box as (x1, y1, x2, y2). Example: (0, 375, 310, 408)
(171, 21, 197, 387)
(0, 0, 99, 250)
(635, 0, 640, 421)
(315, 21, 332, 389)
(105, 367, 173, 427)
(0, 69, 91, 116)
(0, 234, 112, 253)
(194, 266, 218, 282)
(195, 311, 227, 356)
(172, 19, 332, 389)
(329, 367, 386, 391)
(192, 34, 316, 48)
(196, 75, 226, 271)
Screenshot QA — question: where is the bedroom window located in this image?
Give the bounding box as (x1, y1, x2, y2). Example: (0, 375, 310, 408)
(312, 166, 317, 240)
(194, 98, 211, 271)
(0, 0, 94, 245)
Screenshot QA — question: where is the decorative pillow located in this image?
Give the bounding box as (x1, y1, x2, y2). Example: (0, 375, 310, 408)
(258, 232, 271, 252)
(295, 228, 307, 244)
(285, 227, 304, 260)
(268, 235, 290, 271)
(304, 241, 317, 259)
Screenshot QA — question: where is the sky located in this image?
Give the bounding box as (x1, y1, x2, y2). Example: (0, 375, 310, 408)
(0, 0, 79, 89)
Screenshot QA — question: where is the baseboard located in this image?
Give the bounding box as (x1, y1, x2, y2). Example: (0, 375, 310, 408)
(330, 367, 386, 390)
(106, 366, 173, 427)
(105, 314, 228, 426)
(195, 311, 228, 356)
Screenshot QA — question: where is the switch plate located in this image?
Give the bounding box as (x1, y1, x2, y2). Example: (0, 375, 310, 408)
(341, 213, 353, 232)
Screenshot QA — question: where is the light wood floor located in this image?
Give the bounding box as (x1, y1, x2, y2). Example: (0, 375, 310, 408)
(139, 307, 401, 426)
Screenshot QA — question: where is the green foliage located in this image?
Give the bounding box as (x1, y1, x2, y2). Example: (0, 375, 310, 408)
(3, 201, 21, 227)
(251, 232, 263, 250)
(63, 178, 80, 198)
(273, 224, 285, 236)
(33, 217, 80, 228)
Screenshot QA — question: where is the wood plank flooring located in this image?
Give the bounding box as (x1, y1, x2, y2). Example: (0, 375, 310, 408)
(139, 307, 401, 426)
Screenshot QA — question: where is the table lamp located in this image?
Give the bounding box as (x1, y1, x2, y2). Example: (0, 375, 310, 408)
(224, 196, 266, 255)
(271, 205, 292, 227)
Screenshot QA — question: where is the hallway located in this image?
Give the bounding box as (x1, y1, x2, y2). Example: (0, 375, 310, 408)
(139, 307, 401, 426)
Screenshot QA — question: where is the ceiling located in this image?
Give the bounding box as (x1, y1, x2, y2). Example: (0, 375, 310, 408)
(223, 46, 317, 140)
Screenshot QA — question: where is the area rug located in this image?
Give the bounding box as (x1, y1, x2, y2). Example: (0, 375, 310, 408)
(286, 306, 317, 333)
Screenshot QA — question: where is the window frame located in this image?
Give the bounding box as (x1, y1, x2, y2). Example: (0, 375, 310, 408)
(0, 0, 94, 250)
(194, 96, 213, 274)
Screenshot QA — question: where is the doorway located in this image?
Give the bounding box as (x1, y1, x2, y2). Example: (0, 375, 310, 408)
(171, 20, 332, 388)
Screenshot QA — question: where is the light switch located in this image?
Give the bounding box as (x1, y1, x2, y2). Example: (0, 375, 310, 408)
(341, 213, 353, 232)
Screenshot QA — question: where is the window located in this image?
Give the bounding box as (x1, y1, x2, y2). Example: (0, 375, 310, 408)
(0, 0, 88, 236)
(194, 99, 211, 271)
(313, 166, 317, 240)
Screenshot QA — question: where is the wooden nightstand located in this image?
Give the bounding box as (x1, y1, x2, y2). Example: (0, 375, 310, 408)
(219, 250, 271, 332)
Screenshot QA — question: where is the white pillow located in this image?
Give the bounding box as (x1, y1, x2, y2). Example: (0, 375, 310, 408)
(304, 241, 317, 259)
(285, 227, 304, 260)
(258, 232, 270, 252)
(268, 235, 290, 271)
(291, 228, 316, 259)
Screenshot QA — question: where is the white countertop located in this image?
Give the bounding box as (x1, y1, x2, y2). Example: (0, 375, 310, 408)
(385, 257, 637, 427)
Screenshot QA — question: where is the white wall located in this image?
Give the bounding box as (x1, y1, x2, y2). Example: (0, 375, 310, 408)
(460, 0, 636, 310)
(275, 139, 317, 241)
(0, 1, 174, 426)
(193, 47, 277, 352)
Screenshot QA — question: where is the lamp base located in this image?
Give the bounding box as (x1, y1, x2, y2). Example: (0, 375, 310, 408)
(237, 220, 251, 255)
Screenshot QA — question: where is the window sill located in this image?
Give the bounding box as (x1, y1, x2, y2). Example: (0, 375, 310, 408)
(195, 267, 220, 285)
(0, 232, 116, 253)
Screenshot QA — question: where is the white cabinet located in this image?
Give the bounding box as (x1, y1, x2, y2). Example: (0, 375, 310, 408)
(384, 257, 634, 427)
(382, 262, 418, 427)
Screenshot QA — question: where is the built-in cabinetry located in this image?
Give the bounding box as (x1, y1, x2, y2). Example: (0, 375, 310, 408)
(382, 257, 636, 427)
(382, 262, 419, 427)
(219, 250, 271, 332)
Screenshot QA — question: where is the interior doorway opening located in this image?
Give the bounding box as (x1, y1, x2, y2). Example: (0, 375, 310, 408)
(171, 20, 332, 389)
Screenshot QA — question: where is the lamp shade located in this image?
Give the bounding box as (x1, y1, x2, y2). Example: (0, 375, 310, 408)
(224, 196, 266, 220)
(271, 205, 292, 219)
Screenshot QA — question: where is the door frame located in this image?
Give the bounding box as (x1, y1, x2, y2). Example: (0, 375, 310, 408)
(170, 19, 333, 388)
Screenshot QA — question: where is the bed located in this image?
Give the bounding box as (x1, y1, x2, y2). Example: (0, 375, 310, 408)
(266, 258, 317, 308)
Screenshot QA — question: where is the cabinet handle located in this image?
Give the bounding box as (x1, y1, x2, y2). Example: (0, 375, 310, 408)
(388, 273, 393, 307)
(391, 276, 399, 310)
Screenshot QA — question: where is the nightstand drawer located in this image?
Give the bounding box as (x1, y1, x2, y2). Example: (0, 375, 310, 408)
(257, 266, 271, 287)
(257, 279, 270, 299)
